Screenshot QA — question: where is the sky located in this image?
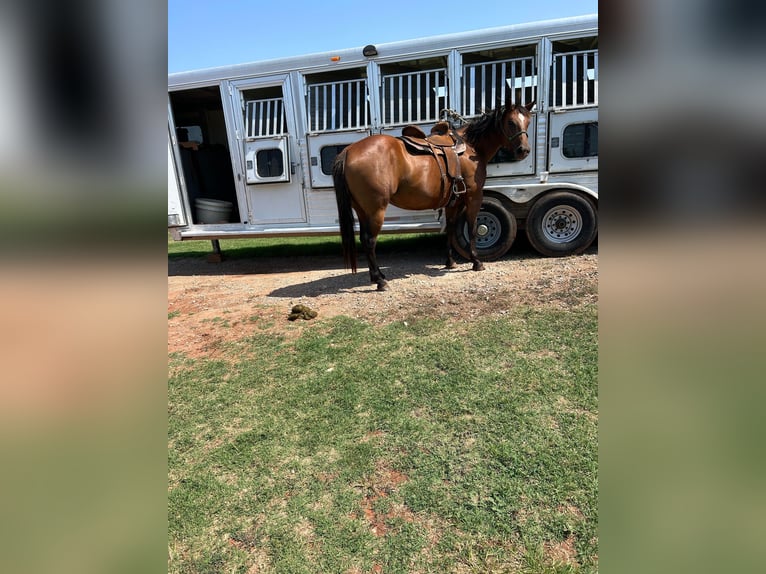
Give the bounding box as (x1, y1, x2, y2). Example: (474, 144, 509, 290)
(168, 0, 598, 73)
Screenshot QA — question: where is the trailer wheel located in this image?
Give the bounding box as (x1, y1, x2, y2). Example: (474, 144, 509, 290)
(525, 191, 597, 256)
(451, 197, 516, 261)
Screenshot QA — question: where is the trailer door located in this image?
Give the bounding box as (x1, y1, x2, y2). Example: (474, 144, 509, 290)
(167, 132, 186, 226)
(230, 77, 306, 224)
(547, 108, 598, 173)
(304, 76, 371, 188)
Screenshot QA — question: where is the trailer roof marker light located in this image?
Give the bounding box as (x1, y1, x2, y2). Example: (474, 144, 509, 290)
(362, 45, 378, 57)
(330, 55, 341, 62)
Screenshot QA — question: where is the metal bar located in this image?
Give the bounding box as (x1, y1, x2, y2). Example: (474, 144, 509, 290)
(583, 53, 589, 105)
(398, 76, 403, 124)
(313, 88, 318, 131)
(406, 74, 411, 123)
(347, 81, 352, 127)
(562, 55, 568, 107)
(460, 66, 468, 114)
(415, 73, 421, 122)
(340, 82, 346, 128)
(481, 64, 487, 110)
(490, 63, 496, 108)
(499, 61, 506, 107)
(331, 84, 337, 130)
(358, 80, 363, 127)
(427, 72, 433, 120)
(273, 99, 278, 135)
(469, 66, 476, 115)
(388, 78, 394, 124)
(321, 85, 327, 130)
(594, 52, 599, 104)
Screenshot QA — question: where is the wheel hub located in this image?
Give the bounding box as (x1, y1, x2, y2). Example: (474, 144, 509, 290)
(542, 206, 582, 243)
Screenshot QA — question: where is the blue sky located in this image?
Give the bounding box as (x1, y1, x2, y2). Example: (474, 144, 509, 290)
(169, 0, 597, 73)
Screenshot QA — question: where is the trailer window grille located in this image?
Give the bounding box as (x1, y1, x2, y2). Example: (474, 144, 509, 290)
(380, 68, 448, 126)
(245, 98, 287, 138)
(551, 50, 598, 109)
(462, 57, 536, 116)
(307, 79, 369, 132)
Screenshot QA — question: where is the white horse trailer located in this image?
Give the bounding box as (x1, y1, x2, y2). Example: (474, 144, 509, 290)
(168, 14, 597, 259)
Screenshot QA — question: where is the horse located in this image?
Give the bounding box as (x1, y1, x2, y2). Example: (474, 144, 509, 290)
(332, 101, 534, 291)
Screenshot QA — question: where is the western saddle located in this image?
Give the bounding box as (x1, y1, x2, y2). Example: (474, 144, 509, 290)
(398, 121, 467, 207)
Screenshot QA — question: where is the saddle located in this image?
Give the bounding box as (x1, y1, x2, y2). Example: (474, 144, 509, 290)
(399, 122, 467, 207)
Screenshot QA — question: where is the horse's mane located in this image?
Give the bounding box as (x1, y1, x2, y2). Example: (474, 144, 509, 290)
(462, 104, 529, 146)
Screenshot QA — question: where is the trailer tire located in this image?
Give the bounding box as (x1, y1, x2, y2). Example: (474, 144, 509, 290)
(451, 197, 516, 261)
(525, 191, 597, 257)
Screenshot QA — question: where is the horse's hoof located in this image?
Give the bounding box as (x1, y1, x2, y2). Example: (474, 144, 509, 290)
(472, 262, 485, 271)
(377, 280, 389, 291)
(445, 260, 457, 270)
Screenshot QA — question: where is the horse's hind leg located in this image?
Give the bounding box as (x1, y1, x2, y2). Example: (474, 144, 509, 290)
(464, 196, 485, 272)
(359, 212, 388, 291)
(443, 206, 459, 269)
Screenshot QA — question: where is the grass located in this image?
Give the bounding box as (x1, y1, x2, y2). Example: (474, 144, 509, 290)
(168, 304, 598, 573)
(167, 232, 448, 261)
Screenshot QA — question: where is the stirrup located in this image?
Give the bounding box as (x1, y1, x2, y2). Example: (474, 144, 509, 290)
(451, 176, 467, 196)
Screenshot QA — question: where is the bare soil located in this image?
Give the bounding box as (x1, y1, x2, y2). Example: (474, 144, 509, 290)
(168, 244, 597, 358)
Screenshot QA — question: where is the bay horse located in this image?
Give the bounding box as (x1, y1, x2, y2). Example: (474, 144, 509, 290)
(332, 101, 534, 290)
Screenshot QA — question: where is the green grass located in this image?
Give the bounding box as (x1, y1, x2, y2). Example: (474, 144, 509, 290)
(168, 305, 597, 573)
(167, 232, 447, 260)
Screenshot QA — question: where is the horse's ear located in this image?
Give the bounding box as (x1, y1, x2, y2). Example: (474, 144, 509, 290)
(525, 100, 536, 112)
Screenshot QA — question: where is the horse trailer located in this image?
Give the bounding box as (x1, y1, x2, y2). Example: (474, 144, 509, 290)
(168, 14, 597, 260)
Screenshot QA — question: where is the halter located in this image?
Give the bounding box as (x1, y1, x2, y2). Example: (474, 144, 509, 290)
(506, 129, 528, 142)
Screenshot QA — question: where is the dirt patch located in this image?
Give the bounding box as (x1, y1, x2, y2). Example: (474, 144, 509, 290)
(544, 533, 579, 566)
(354, 464, 411, 538)
(168, 245, 597, 357)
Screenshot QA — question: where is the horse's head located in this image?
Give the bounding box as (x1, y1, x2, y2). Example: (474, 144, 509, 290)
(501, 101, 534, 160)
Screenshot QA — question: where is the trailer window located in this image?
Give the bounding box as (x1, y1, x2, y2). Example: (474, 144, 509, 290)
(320, 145, 347, 175)
(256, 149, 285, 178)
(550, 45, 598, 109)
(462, 55, 537, 115)
(245, 98, 287, 138)
(306, 78, 369, 132)
(381, 68, 449, 126)
(562, 122, 598, 158)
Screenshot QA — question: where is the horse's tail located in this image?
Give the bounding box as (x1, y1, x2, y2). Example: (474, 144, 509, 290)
(332, 150, 358, 273)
